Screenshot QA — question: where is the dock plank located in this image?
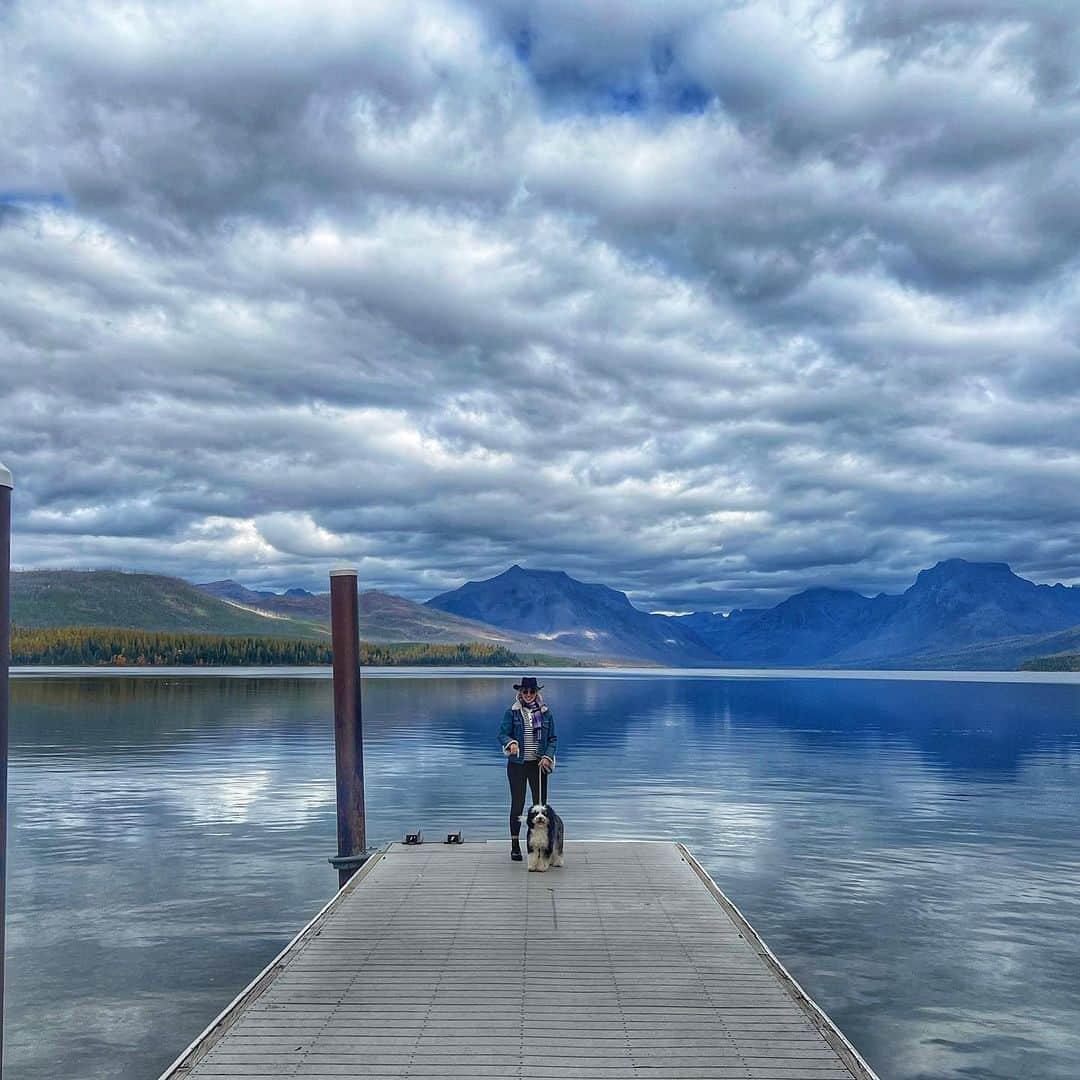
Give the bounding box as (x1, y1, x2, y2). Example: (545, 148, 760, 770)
(162, 841, 878, 1080)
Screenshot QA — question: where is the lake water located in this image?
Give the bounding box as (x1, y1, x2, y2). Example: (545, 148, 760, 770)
(6, 670, 1080, 1080)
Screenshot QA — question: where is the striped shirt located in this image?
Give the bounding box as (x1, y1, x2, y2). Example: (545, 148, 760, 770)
(521, 711, 539, 761)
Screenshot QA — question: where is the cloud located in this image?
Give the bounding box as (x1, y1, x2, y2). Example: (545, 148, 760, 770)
(2, 0, 1079, 610)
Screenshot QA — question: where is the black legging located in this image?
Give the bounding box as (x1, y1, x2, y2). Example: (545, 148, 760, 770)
(507, 760, 548, 837)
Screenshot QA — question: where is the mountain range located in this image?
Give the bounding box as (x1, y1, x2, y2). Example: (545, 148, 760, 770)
(425, 559, 1080, 669)
(10, 559, 1080, 670)
(666, 560, 1080, 668)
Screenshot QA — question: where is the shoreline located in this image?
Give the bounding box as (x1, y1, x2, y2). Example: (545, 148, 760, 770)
(10, 664, 1080, 684)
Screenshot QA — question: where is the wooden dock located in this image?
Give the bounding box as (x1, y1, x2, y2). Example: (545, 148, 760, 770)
(161, 841, 879, 1079)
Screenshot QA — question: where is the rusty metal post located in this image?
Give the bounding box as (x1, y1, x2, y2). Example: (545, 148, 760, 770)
(0, 461, 12, 1077)
(329, 568, 366, 888)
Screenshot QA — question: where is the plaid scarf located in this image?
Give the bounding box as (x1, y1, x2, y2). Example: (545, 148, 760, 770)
(517, 693, 544, 735)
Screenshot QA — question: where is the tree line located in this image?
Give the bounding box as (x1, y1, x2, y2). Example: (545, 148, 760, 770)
(9, 626, 536, 667)
(1018, 653, 1080, 672)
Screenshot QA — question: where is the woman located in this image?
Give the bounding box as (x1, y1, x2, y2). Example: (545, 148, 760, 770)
(498, 675, 557, 861)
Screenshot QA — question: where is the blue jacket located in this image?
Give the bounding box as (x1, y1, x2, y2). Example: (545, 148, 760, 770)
(499, 701, 558, 765)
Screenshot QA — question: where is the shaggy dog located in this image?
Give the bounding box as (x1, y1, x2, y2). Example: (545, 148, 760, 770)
(523, 803, 565, 872)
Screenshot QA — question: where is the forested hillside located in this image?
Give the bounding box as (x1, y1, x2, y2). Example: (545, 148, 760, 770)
(12, 570, 327, 638)
(9, 626, 570, 667)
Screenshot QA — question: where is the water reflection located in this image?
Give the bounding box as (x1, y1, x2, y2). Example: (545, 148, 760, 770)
(6, 674, 1080, 1079)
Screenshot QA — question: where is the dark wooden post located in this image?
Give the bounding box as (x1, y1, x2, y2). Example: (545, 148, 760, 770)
(329, 569, 366, 888)
(0, 461, 11, 1078)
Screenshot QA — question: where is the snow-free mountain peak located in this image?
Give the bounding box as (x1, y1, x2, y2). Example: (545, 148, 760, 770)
(425, 564, 712, 662)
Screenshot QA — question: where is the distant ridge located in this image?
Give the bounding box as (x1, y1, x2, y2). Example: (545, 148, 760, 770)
(670, 559, 1080, 669)
(196, 578, 575, 653)
(198, 580, 329, 621)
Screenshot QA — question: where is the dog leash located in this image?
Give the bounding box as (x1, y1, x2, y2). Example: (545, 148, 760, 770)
(517, 754, 552, 865)
(531, 757, 551, 866)
(525, 760, 550, 885)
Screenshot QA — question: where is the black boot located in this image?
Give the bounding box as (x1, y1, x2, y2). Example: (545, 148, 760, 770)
(510, 837, 523, 861)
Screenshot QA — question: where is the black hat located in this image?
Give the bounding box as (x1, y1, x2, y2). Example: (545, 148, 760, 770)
(513, 675, 544, 691)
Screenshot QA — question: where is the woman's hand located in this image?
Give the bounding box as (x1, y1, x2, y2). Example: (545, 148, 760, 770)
(505, 740, 519, 757)
(540, 756, 554, 773)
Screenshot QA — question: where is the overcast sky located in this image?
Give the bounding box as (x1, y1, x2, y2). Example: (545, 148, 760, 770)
(2, 0, 1079, 612)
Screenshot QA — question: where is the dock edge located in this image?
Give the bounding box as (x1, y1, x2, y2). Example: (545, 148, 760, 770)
(676, 842, 881, 1080)
(156, 846, 389, 1079)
